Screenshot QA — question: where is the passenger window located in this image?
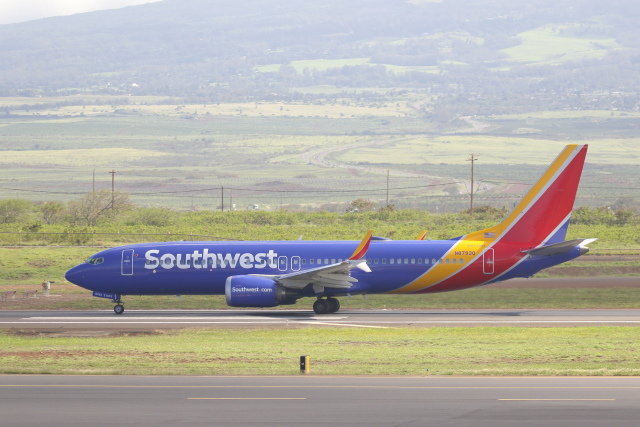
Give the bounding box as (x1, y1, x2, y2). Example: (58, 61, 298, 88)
(418, 258, 423, 264)
(390, 259, 395, 264)
(446, 258, 450, 264)
(404, 258, 408, 264)
(374, 259, 379, 264)
(452, 258, 457, 264)
(460, 258, 464, 264)
(324, 259, 328, 264)
(410, 258, 415, 264)
(382, 259, 387, 264)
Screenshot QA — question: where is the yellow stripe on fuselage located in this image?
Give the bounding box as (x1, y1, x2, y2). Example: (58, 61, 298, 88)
(387, 238, 490, 294)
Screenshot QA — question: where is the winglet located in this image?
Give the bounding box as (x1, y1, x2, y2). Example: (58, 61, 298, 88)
(348, 230, 373, 260)
(416, 230, 427, 240)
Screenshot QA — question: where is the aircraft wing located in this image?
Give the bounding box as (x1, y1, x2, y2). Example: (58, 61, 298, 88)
(252, 231, 372, 291)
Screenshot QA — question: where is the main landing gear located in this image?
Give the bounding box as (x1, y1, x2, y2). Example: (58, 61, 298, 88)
(313, 297, 340, 314)
(113, 298, 125, 315)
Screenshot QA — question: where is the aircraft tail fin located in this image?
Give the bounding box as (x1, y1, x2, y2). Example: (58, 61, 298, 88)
(469, 144, 588, 246)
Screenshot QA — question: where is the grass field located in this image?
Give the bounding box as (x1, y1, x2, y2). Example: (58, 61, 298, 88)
(502, 24, 621, 64)
(1, 327, 639, 376)
(1, 96, 639, 210)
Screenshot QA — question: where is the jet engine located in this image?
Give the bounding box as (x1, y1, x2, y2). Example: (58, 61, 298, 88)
(225, 275, 298, 308)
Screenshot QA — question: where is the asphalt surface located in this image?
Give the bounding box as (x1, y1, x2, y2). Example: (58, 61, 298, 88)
(1, 308, 640, 330)
(1, 375, 639, 426)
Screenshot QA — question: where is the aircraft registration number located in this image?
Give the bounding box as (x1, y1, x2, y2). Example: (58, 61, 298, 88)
(454, 251, 476, 256)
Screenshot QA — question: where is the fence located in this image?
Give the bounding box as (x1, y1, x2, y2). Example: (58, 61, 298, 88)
(0, 232, 231, 247)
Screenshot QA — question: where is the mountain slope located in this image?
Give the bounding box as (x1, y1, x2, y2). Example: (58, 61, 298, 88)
(0, 0, 639, 110)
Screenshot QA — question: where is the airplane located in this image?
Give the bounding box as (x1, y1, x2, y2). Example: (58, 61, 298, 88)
(65, 144, 594, 315)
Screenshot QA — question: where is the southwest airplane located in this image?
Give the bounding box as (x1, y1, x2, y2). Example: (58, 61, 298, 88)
(66, 144, 594, 315)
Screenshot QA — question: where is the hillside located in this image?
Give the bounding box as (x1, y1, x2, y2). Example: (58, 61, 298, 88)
(0, 0, 639, 114)
(1, 0, 640, 211)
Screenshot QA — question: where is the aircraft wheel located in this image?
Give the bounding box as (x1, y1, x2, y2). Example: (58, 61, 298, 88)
(313, 299, 329, 315)
(327, 297, 340, 313)
(114, 304, 125, 315)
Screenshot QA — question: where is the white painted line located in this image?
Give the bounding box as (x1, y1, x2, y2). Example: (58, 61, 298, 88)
(499, 399, 616, 401)
(299, 321, 390, 329)
(24, 316, 347, 321)
(4, 320, 640, 326)
(188, 397, 306, 400)
(0, 321, 304, 325)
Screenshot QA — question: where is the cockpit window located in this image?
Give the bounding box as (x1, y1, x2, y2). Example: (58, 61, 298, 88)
(86, 257, 104, 265)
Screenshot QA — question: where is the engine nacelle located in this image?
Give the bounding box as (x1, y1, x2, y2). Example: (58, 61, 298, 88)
(225, 275, 296, 308)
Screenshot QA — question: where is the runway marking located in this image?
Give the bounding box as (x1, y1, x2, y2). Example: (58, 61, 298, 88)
(23, 316, 347, 321)
(188, 398, 306, 400)
(1, 385, 639, 390)
(0, 321, 308, 325)
(4, 320, 640, 326)
(298, 321, 390, 329)
(499, 399, 616, 401)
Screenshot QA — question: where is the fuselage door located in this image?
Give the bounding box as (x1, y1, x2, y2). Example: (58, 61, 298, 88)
(121, 249, 134, 276)
(278, 256, 288, 272)
(483, 248, 495, 275)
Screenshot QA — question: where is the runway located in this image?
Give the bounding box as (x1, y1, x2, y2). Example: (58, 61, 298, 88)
(1, 375, 639, 426)
(1, 308, 640, 330)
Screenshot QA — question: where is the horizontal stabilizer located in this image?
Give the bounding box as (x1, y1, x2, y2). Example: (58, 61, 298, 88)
(523, 238, 597, 257)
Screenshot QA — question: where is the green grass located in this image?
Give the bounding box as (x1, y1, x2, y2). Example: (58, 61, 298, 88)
(502, 24, 620, 64)
(0, 247, 95, 284)
(1, 96, 639, 211)
(334, 135, 640, 166)
(1, 327, 639, 376)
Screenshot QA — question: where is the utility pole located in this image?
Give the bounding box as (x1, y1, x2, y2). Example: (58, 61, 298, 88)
(109, 170, 116, 215)
(386, 169, 390, 206)
(467, 154, 477, 214)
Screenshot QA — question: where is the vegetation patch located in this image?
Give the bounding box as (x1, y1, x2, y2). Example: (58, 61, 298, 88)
(1, 327, 638, 376)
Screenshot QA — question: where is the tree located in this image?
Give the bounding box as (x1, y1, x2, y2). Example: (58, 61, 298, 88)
(0, 199, 32, 224)
(346, 199, 376, 213)
(67, 190, 132, 226)
(39, 201, 66, 225)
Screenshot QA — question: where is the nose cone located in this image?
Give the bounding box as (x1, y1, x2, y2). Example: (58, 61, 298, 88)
(65, 264, 89, 289)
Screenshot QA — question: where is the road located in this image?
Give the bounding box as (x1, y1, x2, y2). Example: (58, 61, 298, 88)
(1, 309, 640, 331)
(1, 375, 639, 426)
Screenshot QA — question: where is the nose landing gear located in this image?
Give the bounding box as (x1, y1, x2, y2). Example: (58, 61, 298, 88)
(313, 297, 340, 314)
(112, 298, 125, 315)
